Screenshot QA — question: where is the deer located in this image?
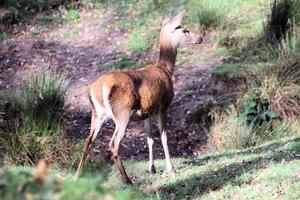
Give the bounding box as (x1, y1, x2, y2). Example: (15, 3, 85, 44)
(74, 10, 203, 184)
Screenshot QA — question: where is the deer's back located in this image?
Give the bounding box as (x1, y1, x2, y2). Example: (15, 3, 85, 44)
(90, 64, 174, 119)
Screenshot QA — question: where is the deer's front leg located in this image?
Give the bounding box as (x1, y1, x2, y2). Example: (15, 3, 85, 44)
(144, 118, 156, 174)
(158, 112, 174, 175)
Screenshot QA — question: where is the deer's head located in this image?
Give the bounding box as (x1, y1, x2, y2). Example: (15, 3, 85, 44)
(160, 10, 203, 49)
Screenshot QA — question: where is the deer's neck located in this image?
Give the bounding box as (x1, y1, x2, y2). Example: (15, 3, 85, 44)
(158, 38, 177, 75)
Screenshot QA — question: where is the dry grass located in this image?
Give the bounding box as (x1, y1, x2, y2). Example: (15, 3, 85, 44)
(247, 54, 300, 118)
(208, 106, 257, 150)
(0, 70, 71, 166)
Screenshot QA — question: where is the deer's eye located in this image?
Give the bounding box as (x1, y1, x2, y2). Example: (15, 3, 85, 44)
(175, 25, 182, 30)
(183, 29, 189, 34)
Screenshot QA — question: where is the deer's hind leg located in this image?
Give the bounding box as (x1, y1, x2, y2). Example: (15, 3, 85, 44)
(75, 107, 106, 180)
(109, 109, 132, 184)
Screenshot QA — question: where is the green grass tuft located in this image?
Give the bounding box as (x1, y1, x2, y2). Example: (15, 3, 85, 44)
(106, 55, 137, 70)
(67, 10, 80, 22)
(264, 0, 300, 43)
(125, 33, 149, 53)
(0, 70, 69, 165)
(0, 32, 9, 41)
(30, 30, 42, 36)
(187, 0, 226, 29)
(36, 13, 63, 24)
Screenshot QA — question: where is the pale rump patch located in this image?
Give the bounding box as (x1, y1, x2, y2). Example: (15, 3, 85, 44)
(102, 84, 115, 120)
(90, 90, 104, 118)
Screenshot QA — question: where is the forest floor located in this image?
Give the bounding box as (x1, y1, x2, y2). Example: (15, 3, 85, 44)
(0, 10, 223, 161)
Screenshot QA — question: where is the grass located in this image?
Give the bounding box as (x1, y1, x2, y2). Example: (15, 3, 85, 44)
(1, 136, 299, 199)
(244, 30, 300, 118)
(102, 136, 300, 199)
(187, 0, 228, 29)
(213, 0, 300, 79)
(211, 44, 275, 78)
(0, 32, 9, 41)
(35, 13, 63, 24)
(0, 70, 69, 165)
(66, 10, 80, 22)
(2, 0, 67, 22)
(105, 55, 146, 70)
(126, 33, 149, 53)
(264, 0, 300, 43)
(63, 27, 84, 39)
(0, 165, 147, 200)
(30, 30, 42, 36)
(208, 104, 300, 150)
(106, 0, 266, 53)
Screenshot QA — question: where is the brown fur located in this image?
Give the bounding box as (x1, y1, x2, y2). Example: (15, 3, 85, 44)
(89, 55, 175, 120)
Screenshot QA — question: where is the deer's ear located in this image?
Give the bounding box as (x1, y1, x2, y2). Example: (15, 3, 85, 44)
(162, 17, 171, 26)
(170, 10, 186, 29)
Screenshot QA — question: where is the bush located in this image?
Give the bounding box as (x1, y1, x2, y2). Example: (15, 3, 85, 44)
(208, 106, 259, 150)
(208, 105, 296, 150)
(244, 22, 300, 119)
(279, 24, 300, 56)
(0, 70, 69, 165)
(247, 51, 300, 119)
(265, 0, 300, 43)
(240, 96, 277, 126)
(2, 0, 67, 22)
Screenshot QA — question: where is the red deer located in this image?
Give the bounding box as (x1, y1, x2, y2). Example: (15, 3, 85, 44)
(74, 10, 203, 184)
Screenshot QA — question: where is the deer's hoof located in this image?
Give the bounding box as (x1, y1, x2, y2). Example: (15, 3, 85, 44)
(149, 165, 156, 174)
(167, 170, 176, 178)
(73, 175, 79, 181)
(124, 178, 133, 185)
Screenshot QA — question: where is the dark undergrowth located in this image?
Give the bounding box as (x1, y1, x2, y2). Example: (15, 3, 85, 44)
(0, 70, 70, 165)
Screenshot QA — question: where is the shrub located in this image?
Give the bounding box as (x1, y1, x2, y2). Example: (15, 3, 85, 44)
(240, 96, 277, 126)
(208, 103, 300, 151)
(208, 106, 259, 150)
(2, 0, 66, 22)
(0, 8, 15, 30)
(265, 0, 300, 43)
(247, 50, 300, 119)
(279, 24, 300, 56)
(0, 70, 69, 165)
(244, 22, 300, 119)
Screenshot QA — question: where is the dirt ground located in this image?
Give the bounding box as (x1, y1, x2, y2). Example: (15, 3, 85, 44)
(0, 10, 224, 161)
